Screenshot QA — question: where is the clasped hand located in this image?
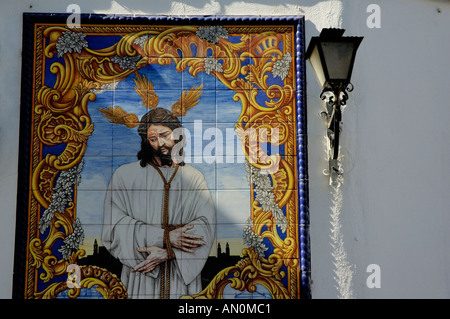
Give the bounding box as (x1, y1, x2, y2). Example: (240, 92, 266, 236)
(133, 224, 205, 274)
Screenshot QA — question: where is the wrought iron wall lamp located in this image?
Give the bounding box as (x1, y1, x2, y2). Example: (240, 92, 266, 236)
(306, 28, 363, 185)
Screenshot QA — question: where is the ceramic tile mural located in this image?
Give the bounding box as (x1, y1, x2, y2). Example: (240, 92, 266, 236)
(13, 14, 310, 299)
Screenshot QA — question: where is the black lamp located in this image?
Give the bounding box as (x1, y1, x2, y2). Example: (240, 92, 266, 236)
(306, 28, 363, 184)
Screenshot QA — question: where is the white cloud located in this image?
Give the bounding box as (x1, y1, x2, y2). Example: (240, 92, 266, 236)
(216, 190, 250, 225)
(78, 172, 109, 190)
(76, 173, 109, 226)
(76, 189, 106, 225)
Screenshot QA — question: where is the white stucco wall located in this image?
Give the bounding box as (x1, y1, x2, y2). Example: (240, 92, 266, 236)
(1, 0, 449, 298)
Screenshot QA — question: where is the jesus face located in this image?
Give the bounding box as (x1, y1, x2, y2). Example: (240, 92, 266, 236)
(147, 124, 176, 158)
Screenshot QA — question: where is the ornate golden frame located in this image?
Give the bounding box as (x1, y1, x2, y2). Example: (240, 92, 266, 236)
(14, 14, 309, 299)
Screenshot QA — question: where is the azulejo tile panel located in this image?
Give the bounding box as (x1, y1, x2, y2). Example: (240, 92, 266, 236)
(14, 13, 310, 300)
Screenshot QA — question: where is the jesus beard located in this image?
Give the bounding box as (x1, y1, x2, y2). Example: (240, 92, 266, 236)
(156, 146, 173, 167)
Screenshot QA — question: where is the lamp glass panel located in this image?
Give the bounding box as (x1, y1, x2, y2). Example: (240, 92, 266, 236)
(321, 41, 354, 81)
(309, 45, 327, 88)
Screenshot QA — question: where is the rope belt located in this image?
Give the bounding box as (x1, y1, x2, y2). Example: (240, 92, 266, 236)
(150, 163, 180, 299)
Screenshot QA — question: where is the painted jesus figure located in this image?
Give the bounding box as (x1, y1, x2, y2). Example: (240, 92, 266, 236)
(102, 107, 216, 299)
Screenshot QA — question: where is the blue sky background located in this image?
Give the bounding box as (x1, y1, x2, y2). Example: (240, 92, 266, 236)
(76, 60, 250, 254)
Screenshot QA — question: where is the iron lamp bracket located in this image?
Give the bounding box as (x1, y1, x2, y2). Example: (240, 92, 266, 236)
(319, 82, 353, 185)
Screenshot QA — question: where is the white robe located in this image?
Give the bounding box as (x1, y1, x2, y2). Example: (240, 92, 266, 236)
(102, 161, 216, 299)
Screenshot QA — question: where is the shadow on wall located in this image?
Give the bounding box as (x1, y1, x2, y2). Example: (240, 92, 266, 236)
(78, 0, 335, 17)
(44, 0, 337, 34)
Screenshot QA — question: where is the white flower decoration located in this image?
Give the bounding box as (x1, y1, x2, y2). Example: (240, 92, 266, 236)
(243, 218, 268, 257)
(196, 26, 228, 44)
(39, 161, 84, 234)
(244, 159, 288, 233)
(203, 56, 223, 74)
(59, 218, 85, 260)
(111, 55, 142, 70)
(133, 34, 153, 48)
(272, 52, 292, 80)
(56, 31, 88, 57)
